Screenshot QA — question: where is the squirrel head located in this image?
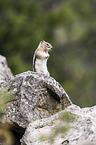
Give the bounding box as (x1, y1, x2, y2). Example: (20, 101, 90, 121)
(39, 40, 53, 52)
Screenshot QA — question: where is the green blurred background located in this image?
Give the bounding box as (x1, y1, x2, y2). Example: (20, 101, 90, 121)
(0, 0, 96, 107)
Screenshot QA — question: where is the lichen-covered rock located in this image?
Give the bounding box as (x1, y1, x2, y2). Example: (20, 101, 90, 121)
(21, 104, 96, 145)
(0, 55, 96, 145)
(0, 55, 72, 144)
(0, 55, 14, 88)
(5, 71, 72, 128)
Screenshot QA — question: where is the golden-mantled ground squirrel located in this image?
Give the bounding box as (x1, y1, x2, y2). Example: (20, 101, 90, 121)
(33, 40, 53, 76)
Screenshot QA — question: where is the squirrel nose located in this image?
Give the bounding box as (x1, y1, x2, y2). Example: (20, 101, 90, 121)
(51, 46, 53, 49)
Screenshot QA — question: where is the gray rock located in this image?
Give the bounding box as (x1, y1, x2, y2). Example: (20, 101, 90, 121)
(21, 104, 96, 145)
(0, 55, 72, 145)
(5, 71, 72, 128)
(0, 55, 96, 145)
(0, 55, 14, 87)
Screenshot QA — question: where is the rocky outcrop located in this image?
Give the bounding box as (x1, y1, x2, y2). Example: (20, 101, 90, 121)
(0, 55, 96, 145)
(0, 55, 72, 144)
(0, 55, 14, 88)
(22, 104, 96, 145)
(4, 71, 72, 129)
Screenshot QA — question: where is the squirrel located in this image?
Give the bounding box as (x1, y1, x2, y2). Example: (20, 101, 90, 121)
(33, 40, 53, 76)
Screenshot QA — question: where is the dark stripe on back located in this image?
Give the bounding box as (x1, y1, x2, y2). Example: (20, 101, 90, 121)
(33, 54, 41, 72)
(33, 53, 36, 72)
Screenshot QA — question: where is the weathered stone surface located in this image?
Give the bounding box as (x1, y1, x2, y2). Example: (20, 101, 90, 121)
(0, 55, 14, 87)
(4, 71, 72, 128)
(0, 55, 72, 145)
(1, 55, 96, 145)
(21, 104, 96, 145)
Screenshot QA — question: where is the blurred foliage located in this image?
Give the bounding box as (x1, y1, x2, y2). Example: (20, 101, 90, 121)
(0, 88, 11, 117)
(0, 127, 15, 145)
(0, 89, 14, 145)
(0, 0, 96, 107)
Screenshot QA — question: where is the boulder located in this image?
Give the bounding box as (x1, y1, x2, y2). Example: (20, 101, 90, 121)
(4, 71, 72, 128)
(0, 55, 72, 144)
(0, 55, 96, 145)
(21, 104, 96, 145)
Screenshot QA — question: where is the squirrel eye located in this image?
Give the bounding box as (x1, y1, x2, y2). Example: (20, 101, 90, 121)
(46, 43, 50, 47)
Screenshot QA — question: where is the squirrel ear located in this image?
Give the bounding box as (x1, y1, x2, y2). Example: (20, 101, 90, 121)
(41, 40, 45, 44)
